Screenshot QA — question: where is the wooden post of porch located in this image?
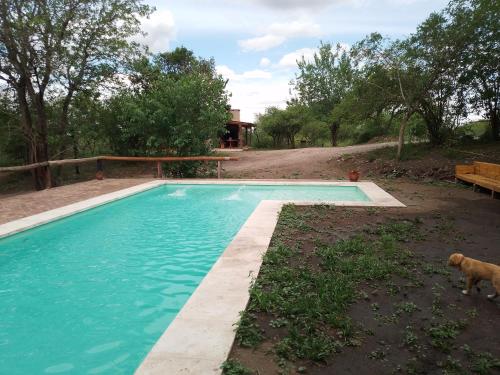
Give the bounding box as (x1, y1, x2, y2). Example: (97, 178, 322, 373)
(238, 124, 243, 148)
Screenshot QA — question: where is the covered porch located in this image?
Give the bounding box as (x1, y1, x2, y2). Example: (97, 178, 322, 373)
(220, 120, 255, 149)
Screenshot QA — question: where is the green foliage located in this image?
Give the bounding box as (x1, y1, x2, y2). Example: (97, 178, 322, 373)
(234, 311, 263, 348)
(253, 0, 500, 152)
(427, 319, 468, 353)
(0, 0, 154, 188)
(100, 48, 229, 176)
(221, 359, 254, 375)
(0, 94, 24, 166)
(300, 119, 330, 146)
(256, 104, 311, 148)
(237, 205, 420, 362)
(294, 43, 354, 146)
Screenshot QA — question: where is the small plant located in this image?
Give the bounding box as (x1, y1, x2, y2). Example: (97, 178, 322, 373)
(234, 311, 263, 348)
(462, 345, 500, 375)
(221, 359, 253, 375)
(403, 326, 419, 348)
(438, 356, 464, 374)
(427, 319, 467, 353)
(471, 352, 500, 375)
(368, 348, 387, 361)
(395, 301, 419, 315)
(269, 317, 288, 328)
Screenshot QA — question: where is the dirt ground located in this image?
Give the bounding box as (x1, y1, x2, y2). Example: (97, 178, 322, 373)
(228, 181, 500, 374)
(222, 142, 397, 179)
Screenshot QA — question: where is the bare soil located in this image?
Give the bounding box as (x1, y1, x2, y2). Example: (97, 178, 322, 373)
(222, 142, 397, 179)
(228, 182, 500, 374)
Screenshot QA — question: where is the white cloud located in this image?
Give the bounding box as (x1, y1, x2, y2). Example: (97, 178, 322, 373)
(268, 20, 321, 38)
(216, 64, 289, 121)
(135, 10, 176, 53)
(253, 0, 339, 8)
(225, 77, 291, 122)
(278, 47, 317, 68)
(238, 34, 286, 52)
(260, 57, 271, 67)
(277, 43, 350, 69)
(238, 20, 321, 52)
(216, 65, 272, 81)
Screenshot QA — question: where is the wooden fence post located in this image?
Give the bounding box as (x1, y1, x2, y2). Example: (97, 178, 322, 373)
(45, 166, 52, 189)
(217, 161, 221, 179)
(96, 159, 104, 180)
(157, 161, 163, 178)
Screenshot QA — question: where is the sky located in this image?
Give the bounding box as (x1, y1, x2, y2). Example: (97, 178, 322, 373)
(139, 0, 449, 122)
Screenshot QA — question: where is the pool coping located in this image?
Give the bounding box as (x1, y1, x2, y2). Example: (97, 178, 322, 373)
(0, 180, 403, 240)
(0, 179, 405, 374)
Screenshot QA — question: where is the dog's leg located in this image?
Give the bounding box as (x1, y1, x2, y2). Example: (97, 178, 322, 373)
(463, 276, 473, 295)
(488, 277, 500, 300)
(474, 279, 481, 293)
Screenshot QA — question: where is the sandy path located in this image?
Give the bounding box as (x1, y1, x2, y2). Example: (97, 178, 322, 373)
(223, 142, 396, 179)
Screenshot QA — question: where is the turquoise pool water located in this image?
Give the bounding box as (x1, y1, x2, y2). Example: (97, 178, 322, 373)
(0, 184, 369, 374)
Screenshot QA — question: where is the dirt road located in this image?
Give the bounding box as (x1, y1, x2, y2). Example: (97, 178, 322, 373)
(223, 142, 396, 179)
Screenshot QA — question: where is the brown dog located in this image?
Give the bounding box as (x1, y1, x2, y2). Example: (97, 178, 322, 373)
(448, 253, 500, 300)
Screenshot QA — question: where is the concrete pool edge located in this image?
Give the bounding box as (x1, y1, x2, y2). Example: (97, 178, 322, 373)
(0, 180, 404, 239)
(135, 200, 283, 374)
(0, 180, 164, 239)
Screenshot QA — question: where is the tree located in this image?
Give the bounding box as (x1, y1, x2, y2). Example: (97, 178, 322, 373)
(300, 119, 329, 145)
(294, 43, 353, 146)
(0, 0, 152, 189)
(102, 48, 230, 167)
(257, 107, 287, 148)
(406, 12, 468, 146)
(352, 33, 422, 159)
(257, 104, 310, 148)
(449, 0, 500, 140)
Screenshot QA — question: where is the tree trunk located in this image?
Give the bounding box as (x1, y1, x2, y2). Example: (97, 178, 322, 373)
(490, 110, 499, 141)
(72, 134, 80, 174)
(397, 112, 411, 162)
(330, 122, 339, 146)
(16, 85, 49, 190)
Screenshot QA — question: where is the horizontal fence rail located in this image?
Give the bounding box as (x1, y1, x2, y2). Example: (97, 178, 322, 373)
(0, 155, 239, 184)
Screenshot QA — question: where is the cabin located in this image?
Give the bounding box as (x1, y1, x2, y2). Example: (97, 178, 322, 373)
(219, 109, 255, 149)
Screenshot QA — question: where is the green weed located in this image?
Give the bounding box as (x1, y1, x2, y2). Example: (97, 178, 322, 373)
(221, 359, 254, 375)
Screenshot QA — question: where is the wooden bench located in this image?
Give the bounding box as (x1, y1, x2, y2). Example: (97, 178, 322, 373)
(455, 161, 500, 198)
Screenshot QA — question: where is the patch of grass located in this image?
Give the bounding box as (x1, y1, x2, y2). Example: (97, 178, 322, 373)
(376, 220, 424, 242)
(462, 345, 500, 375)
(221, 359, 254, 375)
(234, 311, 263, 348)
(395, 301, 420, 315)
(426, 319, 467, 353)
(237, 205, 420, 363)
(438, 356, 465, 375)
(422, 263, 451, 277)
(403, 326, 419, 349)
(368, 348, 387, 361)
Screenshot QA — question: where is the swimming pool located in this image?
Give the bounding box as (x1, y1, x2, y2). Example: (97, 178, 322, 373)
(0, 184, 370, 374)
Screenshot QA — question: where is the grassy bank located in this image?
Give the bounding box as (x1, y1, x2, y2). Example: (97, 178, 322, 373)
(224, 204, 500, 375)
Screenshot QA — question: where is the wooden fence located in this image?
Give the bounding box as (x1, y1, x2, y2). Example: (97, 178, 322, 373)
(0, 156, 239, 186)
